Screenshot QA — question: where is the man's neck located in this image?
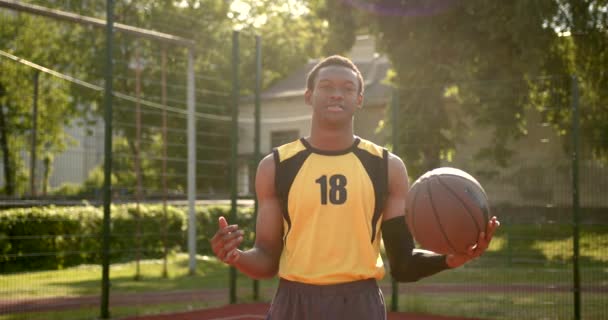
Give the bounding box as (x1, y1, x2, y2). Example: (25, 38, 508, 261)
(307, 125, 356, 151)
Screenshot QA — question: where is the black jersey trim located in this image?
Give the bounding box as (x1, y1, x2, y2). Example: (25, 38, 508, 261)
(274, 147, 311, 245)
(300, 137, 361, 156)
(352, 146, 389, 243)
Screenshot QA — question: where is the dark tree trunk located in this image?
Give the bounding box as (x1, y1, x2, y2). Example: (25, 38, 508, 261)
(0, 103, 14, 195)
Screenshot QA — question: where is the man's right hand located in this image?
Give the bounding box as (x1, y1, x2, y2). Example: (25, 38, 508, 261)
(211, 216, 243, 264)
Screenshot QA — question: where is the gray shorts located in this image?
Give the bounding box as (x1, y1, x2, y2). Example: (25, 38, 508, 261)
(267, 278, 386, 320)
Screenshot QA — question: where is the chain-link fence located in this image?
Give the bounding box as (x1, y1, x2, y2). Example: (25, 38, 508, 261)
(389, 74, 607, 320)
(1, 1, 607, 320)
(1, 2, 263, 319)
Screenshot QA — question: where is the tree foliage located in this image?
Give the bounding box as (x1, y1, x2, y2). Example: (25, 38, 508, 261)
(0, 0, 328, 197)
(316, 0, 608, 175)
(0, 11, 93, 195)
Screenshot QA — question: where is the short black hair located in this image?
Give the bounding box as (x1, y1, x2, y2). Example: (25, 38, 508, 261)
(306, 55, 364, 95)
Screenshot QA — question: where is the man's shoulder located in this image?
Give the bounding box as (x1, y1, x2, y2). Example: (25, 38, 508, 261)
(355, 137, 387, 159)
(274, 138, 307, 163)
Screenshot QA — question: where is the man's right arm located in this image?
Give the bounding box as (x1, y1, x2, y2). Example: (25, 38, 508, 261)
(230, 153, 284, 279)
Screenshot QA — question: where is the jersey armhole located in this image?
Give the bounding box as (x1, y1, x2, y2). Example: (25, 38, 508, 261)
(272, 148, 280, 190)
(383, 148, 389, 198)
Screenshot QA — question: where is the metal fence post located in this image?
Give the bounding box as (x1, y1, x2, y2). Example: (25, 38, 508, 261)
(229, 30, 240, 304)
(391, 87, 399, 312)
(253, 34, 262, 301)
(100, 0, 114, 318)
(187, 47, 197, 275)
(30, 70, 39, 197)
(570, 75, 581, 320)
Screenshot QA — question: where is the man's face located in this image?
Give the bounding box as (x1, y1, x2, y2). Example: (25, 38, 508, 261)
(305, 65, 363, 123)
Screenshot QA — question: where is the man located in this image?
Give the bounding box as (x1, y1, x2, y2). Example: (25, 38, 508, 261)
(211, 55, 500, 319)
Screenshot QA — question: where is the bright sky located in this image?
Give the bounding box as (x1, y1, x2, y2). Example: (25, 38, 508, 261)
(173, 0, 309, 30)
(228, 0, 309, 29)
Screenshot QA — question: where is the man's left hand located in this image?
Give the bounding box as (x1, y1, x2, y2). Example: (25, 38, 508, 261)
(446, 216, 500, 268)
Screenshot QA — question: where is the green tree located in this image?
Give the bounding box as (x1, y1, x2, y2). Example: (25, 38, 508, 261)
(373, 1, 560, 176)
(1, 0, 331, 197)
(316, 0, 607, 175)
(315, 0, 358, 56)
(86, 0, 331, 196)
(0, 12, 91, 196)
(544, 0, 608, 162)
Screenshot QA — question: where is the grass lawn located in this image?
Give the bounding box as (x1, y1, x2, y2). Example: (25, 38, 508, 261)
(0, 254, 277, 300)
(1, 224, 606, 319)
(390, 291, 607, 320)
(0, 254, 276, 320)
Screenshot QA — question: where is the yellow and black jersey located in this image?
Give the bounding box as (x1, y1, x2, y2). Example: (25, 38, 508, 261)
(273, 137, 389, 285)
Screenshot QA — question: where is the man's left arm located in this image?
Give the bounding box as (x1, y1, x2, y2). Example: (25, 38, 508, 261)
(381, 153, 500, 282)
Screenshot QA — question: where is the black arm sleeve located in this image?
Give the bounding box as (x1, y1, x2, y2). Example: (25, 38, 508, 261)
(381, 216, 449, 282)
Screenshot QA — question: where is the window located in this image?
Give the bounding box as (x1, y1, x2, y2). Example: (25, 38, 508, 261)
(271, 130, 299, 148)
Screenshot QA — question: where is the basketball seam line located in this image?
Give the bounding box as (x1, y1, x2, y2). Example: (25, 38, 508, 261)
(442, 174, 490, 231)
(409, 181, 422, 246)
(427, 177, 460, 254)
(435, 176, 482, 252)
(433, 174, 488, 198)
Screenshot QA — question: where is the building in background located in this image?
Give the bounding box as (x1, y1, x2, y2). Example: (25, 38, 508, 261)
(0, 117, 104, 196)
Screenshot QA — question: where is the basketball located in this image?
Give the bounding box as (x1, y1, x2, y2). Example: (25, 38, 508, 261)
(405, 167, 490, 255)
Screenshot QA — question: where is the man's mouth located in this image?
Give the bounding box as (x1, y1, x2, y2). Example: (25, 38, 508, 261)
(326, 105, 344, 112)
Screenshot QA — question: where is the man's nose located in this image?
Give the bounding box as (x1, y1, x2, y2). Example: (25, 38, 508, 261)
(329, 88, 345, 99)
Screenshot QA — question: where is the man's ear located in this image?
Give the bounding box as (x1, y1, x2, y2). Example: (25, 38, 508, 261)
(356, 94, 363, 109)
(304, 89, 313, 105)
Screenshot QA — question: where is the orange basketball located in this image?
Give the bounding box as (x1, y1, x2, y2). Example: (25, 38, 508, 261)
(405, 167, 490, 255)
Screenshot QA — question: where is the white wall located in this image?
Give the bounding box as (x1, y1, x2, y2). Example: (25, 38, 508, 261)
(50, 119, 105, 188)
(0, 117, 105, 192)
(238, 96, 312, 156)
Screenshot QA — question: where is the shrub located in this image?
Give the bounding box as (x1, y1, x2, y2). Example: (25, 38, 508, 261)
(0, 204, 254, 272)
